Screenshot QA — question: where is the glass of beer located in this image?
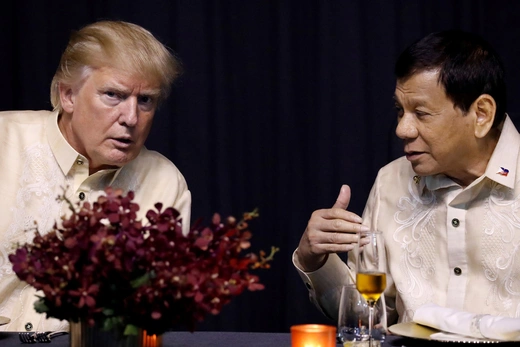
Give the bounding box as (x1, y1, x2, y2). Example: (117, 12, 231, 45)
(355, 230, 386, 347)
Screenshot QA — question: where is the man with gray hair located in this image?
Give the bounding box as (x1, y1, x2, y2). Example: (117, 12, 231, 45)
(294, 30, 520, 332)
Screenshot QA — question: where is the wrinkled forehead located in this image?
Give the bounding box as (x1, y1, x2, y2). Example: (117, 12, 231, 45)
(394, 70, 451, 107)
(78, 65, 162, 92)
(82, 46, 166, 88)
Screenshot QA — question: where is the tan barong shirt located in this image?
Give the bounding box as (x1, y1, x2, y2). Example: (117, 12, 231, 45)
(0, 110, 191, 331)
(294, 116, 520, 325)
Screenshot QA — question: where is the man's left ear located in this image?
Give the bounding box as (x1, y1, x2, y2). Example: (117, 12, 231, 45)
(473, 94, 496, 139)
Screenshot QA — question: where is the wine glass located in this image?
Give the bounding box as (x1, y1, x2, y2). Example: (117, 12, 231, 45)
(355, 230, 386, 346)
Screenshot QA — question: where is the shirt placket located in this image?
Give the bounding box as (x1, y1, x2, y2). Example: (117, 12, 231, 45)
(445, 196, 468, 309)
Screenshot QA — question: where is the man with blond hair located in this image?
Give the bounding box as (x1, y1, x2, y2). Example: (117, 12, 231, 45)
(0, 20, 191, 332)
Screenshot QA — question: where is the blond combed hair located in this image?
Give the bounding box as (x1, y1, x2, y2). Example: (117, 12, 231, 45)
(50, 20, 182, 112)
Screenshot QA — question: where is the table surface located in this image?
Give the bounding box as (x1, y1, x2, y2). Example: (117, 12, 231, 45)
(1, 330, 518, 346)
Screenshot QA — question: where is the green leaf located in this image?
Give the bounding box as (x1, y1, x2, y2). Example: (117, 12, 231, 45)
(34, 299, 49, 313)
(102, 316, 123, 331)
(124, 324, 140, 336)
(102, 308, 115, 316)
(103, 317, 114, 331)
(130, 271, 152, 288)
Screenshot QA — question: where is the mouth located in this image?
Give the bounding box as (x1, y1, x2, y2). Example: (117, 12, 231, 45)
(111, 137, 134, 147)
(405, 151, 425, 161)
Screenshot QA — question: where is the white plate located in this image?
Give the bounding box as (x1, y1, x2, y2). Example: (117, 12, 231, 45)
(388, 322, 503, 344)
(0, 316, 10, 325)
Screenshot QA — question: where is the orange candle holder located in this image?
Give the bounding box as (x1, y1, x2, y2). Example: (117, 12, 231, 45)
(290, 324, 337, 347)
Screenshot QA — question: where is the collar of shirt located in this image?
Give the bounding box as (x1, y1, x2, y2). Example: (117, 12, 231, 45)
(46, 110, 122, 179)
(483, 115, 518, 189)
(46, 110, 78, 176)
(421, 115, 519, 194)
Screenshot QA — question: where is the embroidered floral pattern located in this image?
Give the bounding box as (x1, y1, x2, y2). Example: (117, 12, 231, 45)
(0, 144, 66, 279)
(393, 178, 437, 318)
(0, 143, 69, 329)
(483, 183, 520, 317)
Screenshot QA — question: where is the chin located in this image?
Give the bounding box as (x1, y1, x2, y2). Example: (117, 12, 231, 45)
(411, 164, 437, 177)
(107, 152, 138, 166)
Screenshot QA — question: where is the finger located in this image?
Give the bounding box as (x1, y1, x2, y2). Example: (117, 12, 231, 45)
(318, 231, 360, 253)
(329, 220, 369, 234)
(319, 242, 359, 253)
(332, 184, 351, 210)
(326, 232, 370, 253)
(329, 229, 359, 245)
(309, 209, 364, 231)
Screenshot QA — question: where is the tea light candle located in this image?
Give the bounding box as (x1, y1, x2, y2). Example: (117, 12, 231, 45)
(142, 331, 162, 347)
(290, 324, 336, 347)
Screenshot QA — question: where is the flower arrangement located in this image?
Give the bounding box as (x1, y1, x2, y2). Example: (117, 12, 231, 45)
(9, 187, 278, 336)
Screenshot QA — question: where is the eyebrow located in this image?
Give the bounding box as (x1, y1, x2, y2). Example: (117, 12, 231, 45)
(138, 89, 161, 98)
(392, 95, 404, 106)
(101, 83, 161, 98)
(393, 94, 429, 108)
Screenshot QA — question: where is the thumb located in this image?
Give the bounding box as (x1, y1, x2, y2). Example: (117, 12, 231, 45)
(332, 184, 351, 209)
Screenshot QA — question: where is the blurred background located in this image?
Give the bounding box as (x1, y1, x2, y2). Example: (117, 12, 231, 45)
(2, 0, 520, 333)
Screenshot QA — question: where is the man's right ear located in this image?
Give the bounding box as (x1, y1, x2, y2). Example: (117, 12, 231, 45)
(58, 82, 75, 114)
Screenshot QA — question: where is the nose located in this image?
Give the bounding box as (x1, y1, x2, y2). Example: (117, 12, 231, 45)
(118, 97, 138, 127)
(395, 113, 418, 140)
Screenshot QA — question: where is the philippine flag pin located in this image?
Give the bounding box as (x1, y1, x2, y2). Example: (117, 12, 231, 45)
(497, 167, 509, 176)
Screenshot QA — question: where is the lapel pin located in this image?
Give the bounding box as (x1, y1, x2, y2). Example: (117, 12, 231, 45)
(497, 167, 509, 177)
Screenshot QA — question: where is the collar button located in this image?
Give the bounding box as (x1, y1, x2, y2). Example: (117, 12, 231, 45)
(25, 322, 33, 331)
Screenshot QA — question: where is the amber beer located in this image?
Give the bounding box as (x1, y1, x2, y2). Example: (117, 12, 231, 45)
(356, 271, 387, 303)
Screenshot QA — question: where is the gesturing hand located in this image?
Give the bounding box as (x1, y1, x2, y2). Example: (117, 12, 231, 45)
(296, 185, 369, 272)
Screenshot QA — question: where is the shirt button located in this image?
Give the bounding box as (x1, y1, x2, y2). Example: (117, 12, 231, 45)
(451, 218, 460, 227)
(79, 192, 85, 200)
(305, 282, 312, 290)
(76, 158, 84, 165)
(25, 322, 33, 331)
(454, 267, 462, 276)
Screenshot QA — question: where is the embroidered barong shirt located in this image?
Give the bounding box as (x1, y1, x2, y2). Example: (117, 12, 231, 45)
(294, 115, 520, 325)
(0, 110, 191, 331)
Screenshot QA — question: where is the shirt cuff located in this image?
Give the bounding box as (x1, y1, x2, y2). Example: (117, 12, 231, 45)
(292, 248, 353, 320)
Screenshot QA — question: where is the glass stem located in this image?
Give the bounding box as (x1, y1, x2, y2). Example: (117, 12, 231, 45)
(368, 303, 374, 347)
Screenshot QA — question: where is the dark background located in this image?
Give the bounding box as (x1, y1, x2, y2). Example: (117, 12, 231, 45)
(3, 0, 520, 333)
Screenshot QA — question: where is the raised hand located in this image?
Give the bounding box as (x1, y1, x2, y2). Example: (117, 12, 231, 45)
(296, 185, 369, 272)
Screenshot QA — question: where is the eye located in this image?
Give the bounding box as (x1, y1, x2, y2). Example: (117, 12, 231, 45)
(101, 90, 123, 106)
(105, 91, 119, 99)
(395, 104, 404, 119)
(415, 110, 428, 117)
(137, 95, 157, 111)
(138, 95, 153, 104)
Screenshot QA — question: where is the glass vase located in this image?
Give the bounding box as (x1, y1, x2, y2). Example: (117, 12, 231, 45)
(69, 321, 162, 347)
